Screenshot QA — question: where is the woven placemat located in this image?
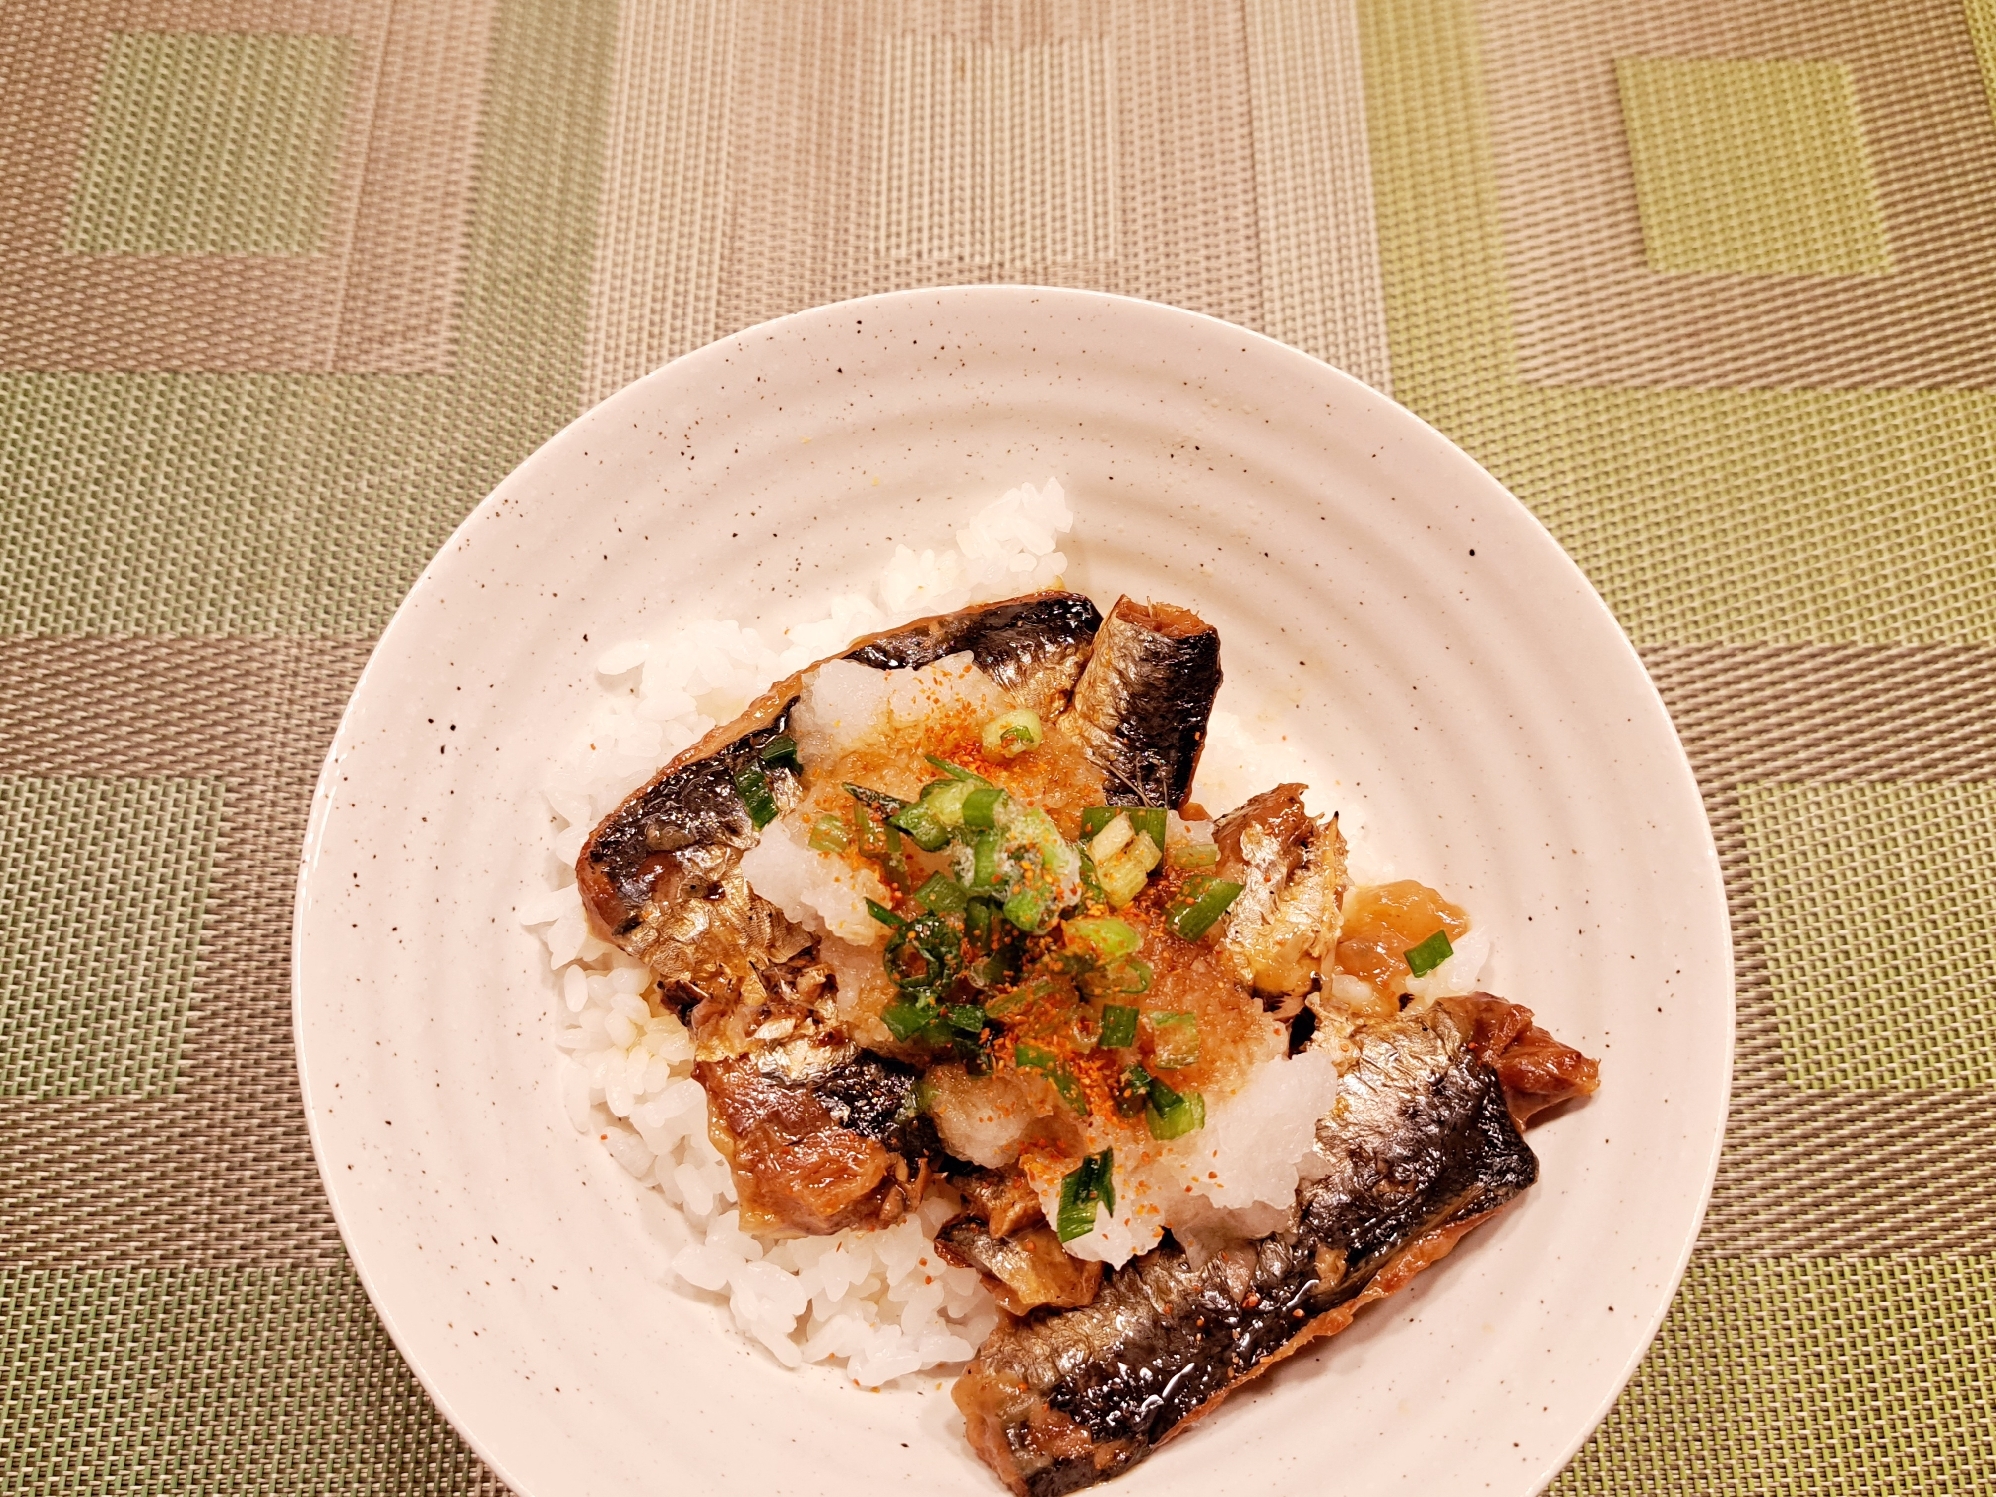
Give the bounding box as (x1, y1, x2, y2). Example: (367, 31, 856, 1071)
(2, 2, 1990, 1491)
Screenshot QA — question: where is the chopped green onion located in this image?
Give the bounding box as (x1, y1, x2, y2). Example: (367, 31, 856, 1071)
(1148, 1011, 1201, 1070)
(758, 734, 801, 771)
(1097, 850, 1150, 909)
(1145, 1086, 1205, 1140)
(1087, 812, 1134, 862)
(1109, 956, 1153, 996)
(881, 823, 910, 892)
(1114, 1063, 1153, 1116)
(844, 782, 907, 816)
(1100, 1004, 1140, 1049)
(1167, 876, 1243, 940)
(1079, 806, 1120, 839)
(981, 708, 1045, 759)
(1065, 916, 1142, 963)
(1069, 1012, 1100, 1052)
(885, 912, 961, 994)
(1056, 1150, 1116, 1241)
(1122, 831, 1163, 876)
(1081, 805, 1166, 844)
(865, 898, 905, 929)
(961, 785, 1007, 830)
(924, 754, 993, 786)
(808, 813, 850, 853)
(1167, 840, 1219, 870)
(1405, 928, 1455, 977)
(920, 778, 974, 828)
(970, 830, 1001, 890)
(944, 1003, 989, 1036)
(881, 1001, 935, 1041)
(1015, 1041, 1059, 1072)
(889, 799, 951, 852)
(914, 872, 969, 916)
(1002, 886, 1047, 932)
(985, 980, 1046, 1019)
(1128, 808, 1167, 852)
(850, 803, 885, 856)
(733, 764, 780, 828)
(1077, 849, 1108, 907)
(1050, 1067, 1088, 1113)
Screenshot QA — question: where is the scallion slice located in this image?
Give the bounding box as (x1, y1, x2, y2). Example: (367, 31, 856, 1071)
(1055, 1150, 1115, 1241)
(881, 823, 911, 893)
(1147, 1011, 1201, 1070)
(944, 1003, 988, 1036)
(1097, 851, 1150, 909)
(981, 708, 1044, 759)
(970, 830, 1001, 890)
(1167, 876, 1243, 940)
(1002, 886, 1046, 932)
(889, 799, 951, 852)
(808, 813, 849, 853)
(733, 763, 780, 828)
(1166, 841, 1219, 870)
(960, 785, 1007, 830)
(1014, 1041, 1059, 1072)
(1404, 928, 1455, 977)
(1065, 916, 1142, 963)
(1110, 956, 1153, 995)
(984, 981, 1045, 1019)
(1145, 1085, 1205, 1140)
(865, 898, 905, 929)
(1100, 1004, 1140, 1049)
(1086, 812, 1134, 863)
(1079, 806, 1119, 839)
(881, 1000, 935, 1041)
(914, 872, 969, 916)
(1128, 808, 1167, 852)
(924, 754, 994, 786)
(758, 734, 801, 771)
(1114, 1063, 1153, 1117)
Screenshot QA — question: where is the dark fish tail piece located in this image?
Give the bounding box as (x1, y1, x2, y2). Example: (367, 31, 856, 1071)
(1066, 597, 1221, 811)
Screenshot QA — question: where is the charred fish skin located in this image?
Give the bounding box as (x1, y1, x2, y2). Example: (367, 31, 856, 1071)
(845, 591, 1103, 717)
(954, 1007, 1538, 1497)
(1066, 598, 1222, 810)
(577, 694, 802, 945)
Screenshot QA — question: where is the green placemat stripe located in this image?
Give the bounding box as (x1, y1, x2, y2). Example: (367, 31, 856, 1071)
(66, 33, 353, 256)
(1554, 1256, 1996, 1495)
(0, 0, 615, 635)
(0, 1264, 496, 1497)
(0, 776, 221, 1099)
(1357, 0, 1996, 647)
(1742, 780, 1996, 1092)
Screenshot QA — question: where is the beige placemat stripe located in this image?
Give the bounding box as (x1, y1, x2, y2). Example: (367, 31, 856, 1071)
(581, 0, 735, 404)
(0, 638, 368, 1267)
(1244, 0, 1392, 390)
(1642, 646, 1996, 1257)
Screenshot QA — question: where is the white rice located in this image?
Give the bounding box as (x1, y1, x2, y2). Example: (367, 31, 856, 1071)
(521, 475, 1487, 1386)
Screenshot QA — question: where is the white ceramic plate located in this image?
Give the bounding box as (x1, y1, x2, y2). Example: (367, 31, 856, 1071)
(294, 287, 1731, 1497)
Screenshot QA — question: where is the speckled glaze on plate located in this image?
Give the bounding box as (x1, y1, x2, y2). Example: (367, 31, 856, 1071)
(293, 287, 1731, 1497)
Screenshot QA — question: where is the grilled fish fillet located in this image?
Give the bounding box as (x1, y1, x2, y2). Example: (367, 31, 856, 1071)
(953, 998, 1598, 1495)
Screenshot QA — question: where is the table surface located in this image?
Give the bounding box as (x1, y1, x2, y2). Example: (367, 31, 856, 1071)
(3, 3, 1991, 1493)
